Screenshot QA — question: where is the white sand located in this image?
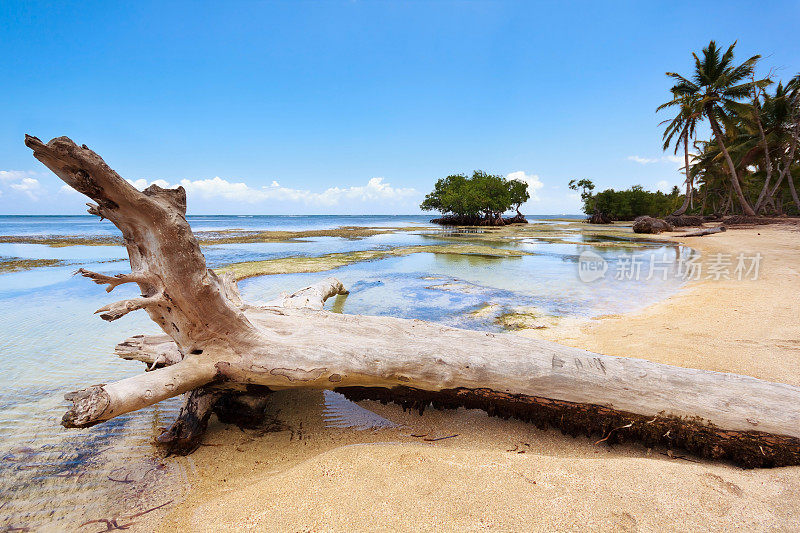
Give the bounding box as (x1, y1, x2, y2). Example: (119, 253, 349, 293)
(146, 225, 800, 532)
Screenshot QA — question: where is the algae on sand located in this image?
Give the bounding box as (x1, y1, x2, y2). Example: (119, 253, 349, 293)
(0, 257, 63, 273)
(494, 307, 560, 331)
(217, 244, 529, 280)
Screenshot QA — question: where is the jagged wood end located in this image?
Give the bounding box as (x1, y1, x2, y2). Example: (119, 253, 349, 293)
(62, 386, 111, 428)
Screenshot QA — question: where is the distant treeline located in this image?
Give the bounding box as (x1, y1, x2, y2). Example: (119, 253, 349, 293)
(569, 179, 682, 220)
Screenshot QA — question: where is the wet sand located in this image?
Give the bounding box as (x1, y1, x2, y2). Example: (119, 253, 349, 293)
(143, 224, 800, 532)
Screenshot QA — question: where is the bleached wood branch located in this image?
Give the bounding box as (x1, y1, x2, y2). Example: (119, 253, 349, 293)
(26, 135, 800, 467)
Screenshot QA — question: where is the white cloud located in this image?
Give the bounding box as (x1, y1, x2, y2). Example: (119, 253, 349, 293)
(0, 170, 35, 182)
(10, 177, 43, 200)
(655, 180, 682, 193)
(59, 184, 81, 195)
(627, 155, 660, 164)
(628, 154, 694, 170)
(127, 178, 170, 190)
(126, 176, 418, 206)
(1, 171, 46, 200)
(506, 171, 544, 201)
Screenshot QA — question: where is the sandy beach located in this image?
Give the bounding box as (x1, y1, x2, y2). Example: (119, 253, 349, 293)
(135, 223, 800, 532)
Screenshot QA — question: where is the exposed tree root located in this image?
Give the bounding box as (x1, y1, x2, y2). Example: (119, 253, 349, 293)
(337, 386, 800, 468)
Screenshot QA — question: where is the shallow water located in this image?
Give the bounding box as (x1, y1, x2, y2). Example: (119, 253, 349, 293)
(0, 215, 687, 530)
(0, 214, 580, 237)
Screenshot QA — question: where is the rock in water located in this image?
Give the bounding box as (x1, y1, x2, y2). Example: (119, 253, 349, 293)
(632, 216, 673, 234)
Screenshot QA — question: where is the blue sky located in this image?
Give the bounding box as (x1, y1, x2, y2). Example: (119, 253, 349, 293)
(1, 1, 798, 215)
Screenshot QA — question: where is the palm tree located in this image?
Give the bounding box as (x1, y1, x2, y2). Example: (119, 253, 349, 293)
(658, 93, 700, 215)
(751, 79, 800, 212)
(663, 41, 769, 216)
(784, 74, 800, 210)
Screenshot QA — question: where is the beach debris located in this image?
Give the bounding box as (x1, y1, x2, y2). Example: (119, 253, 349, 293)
(595, 422, 634, 445)
(107, 469, 134, 484)
(678, 226, 726, 237)
(660, 451, 700, 463)
(422, 434, 459, 442)
(26, 135, 800, 468)
(79, 500, 174, 532)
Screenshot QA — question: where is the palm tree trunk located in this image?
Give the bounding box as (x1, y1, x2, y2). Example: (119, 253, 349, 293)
(753, 99, 774, 213)
(786, 122, 800, 211)
(768, 124, 799, 205)
(723, 189, 732, 215)
(672, 129, 692, 215)
(787, 171, 800, 211)
(706, 106, 756, 216)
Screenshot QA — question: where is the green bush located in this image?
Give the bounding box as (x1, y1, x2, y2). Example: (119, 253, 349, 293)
(420, 171, 529, 219)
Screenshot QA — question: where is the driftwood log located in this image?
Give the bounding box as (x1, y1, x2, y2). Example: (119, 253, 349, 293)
(678, 226, 727, 237)
(26, 135, 800, 467)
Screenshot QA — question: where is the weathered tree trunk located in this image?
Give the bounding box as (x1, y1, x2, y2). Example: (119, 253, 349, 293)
(25, 135, 800, 468)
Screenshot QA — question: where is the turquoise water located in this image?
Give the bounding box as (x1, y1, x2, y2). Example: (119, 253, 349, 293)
(0, 215, 687, 530)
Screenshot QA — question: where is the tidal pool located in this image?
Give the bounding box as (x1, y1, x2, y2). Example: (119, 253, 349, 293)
(0, 215, 688, 530)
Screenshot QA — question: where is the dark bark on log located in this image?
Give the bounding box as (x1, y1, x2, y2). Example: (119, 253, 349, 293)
(157, 388, 224, 456)
(155, 386, 273, 455)
(213, 386, 272, 428)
